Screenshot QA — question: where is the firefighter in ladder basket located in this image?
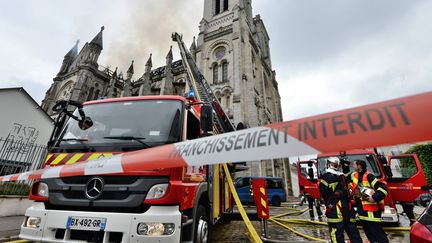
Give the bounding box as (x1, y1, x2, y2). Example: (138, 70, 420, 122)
(350, 160, 389, 243)
(319, 157, 363, 243)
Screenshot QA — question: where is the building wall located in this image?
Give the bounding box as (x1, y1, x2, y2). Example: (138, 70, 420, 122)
(0, 88, 53, 175)
(195, 0, 286, 182)
(0, 88, 53, 147)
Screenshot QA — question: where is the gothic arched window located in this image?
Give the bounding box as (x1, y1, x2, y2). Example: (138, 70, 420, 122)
(215, 0, 221, 15)
(56, 81, 74, 101)
(87, 87, 94, 101)
(222, 62, 228, 82)
(215, 91, 222, 103)
(94, 89, 100, 100)
(223, 0, 229, 11)
(213, 64, 219, 84)
(225, 95, 230, 109)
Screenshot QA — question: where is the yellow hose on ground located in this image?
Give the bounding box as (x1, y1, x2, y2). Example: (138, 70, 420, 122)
(269, 218, 327, 242)
(223, 164, 263, 243)
(271, 208, 310, 219)
(272, 217, 411, 231)
(3, 240, 31, 243)
(273, 217, 327, 226)
(381, 226, 411, 231)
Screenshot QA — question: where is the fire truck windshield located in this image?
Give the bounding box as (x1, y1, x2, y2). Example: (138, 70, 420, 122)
(53, 100, 183, 152)
(317, 154, 382, 178)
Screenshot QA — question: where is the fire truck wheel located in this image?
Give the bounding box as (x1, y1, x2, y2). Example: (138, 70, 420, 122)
(194, 204, 208, 243)
(271, 196, 281, 207)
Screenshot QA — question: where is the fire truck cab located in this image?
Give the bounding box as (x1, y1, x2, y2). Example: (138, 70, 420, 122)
(297, 149, 428, 224)
(20, 95, 231, 243)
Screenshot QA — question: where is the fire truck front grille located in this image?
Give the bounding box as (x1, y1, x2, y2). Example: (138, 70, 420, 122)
(43, 176, 169, 211)
(54, 228, 122, 243)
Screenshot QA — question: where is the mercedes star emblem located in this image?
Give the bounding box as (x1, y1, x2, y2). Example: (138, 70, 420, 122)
(85, 177, 104, 200)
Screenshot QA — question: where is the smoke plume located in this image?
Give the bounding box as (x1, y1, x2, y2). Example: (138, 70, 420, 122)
(101, 0, 202, 79)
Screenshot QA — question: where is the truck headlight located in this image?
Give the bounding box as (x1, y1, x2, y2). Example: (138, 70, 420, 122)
(137, 223, 175, 235)
(36, 182, 49, 197)
(145, 184, 168, 200)
(25, 216, 41, 228)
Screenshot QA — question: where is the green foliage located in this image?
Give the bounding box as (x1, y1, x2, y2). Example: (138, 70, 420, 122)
(405, 143, 432, 184)
(0, 182, 31, 196)
(399, 157, 417, 178)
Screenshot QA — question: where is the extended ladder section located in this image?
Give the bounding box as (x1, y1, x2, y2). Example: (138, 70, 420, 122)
(172, 32, 235, 134)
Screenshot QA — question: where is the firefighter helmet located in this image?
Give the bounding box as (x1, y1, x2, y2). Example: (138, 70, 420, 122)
(327, 157, 340, 170)
(360, 187, 375, 200)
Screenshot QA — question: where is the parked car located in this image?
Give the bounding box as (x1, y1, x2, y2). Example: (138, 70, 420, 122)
(234, 176, 286, 206)
(410, 185, 432, 243)
(410, 201, 432, 242)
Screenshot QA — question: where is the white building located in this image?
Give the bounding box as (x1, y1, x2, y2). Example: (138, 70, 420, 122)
(0, 87, 53, 175)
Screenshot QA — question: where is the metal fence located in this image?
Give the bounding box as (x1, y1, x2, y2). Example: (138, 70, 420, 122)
(0, 138, 48, 195)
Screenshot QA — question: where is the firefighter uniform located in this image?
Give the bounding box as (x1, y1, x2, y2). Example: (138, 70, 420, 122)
(306, 194, 323, 219)
(350, 170, 389, 243)
(319, 171, 362, 243)
(306, 164, 323, 219)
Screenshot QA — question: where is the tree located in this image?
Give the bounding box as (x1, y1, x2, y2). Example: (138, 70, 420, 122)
(405, 143, 432, 184)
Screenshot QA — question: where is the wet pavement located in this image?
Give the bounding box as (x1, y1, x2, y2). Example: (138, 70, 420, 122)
(0, 216, 22, 241)
(209, 203, 416, 242)
(0, 203, 419, 242)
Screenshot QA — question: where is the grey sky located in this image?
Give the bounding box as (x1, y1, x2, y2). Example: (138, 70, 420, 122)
(1, 0, 431, 121)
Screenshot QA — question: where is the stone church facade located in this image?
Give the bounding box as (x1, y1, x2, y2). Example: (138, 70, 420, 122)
(41, 0, 291, 193)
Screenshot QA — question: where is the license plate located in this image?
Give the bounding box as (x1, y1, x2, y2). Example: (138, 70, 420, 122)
(66, 216, 107, 231)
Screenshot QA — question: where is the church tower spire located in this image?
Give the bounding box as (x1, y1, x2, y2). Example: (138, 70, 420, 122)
(139, 54, 153, 96)
(56, 40, 79, 77)
(127, 60, 134, 79)
(106, 67, 118, 98)
(162, 46, 174, 95)
(90, 26, 104, 50)
(166, 46, 173, 63)
(145, 53, 152, 73)
(83, 26, 104, 67)
(189, 36, 197, 61)
(124, 61, 134, 97)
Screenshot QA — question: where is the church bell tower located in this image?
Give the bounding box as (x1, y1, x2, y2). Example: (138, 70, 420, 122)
(195, 0, 284, 177)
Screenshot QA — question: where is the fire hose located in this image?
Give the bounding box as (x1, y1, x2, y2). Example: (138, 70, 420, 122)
(268, 209, 411, 242)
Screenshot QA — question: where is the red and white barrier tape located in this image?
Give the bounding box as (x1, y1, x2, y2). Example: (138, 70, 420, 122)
(1, 91, 431, 182)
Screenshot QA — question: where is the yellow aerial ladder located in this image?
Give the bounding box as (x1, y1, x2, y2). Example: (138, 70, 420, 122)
(172, 33, 262, 243)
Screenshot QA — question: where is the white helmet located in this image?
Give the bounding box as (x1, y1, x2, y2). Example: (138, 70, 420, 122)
(327, 157, 340, 170)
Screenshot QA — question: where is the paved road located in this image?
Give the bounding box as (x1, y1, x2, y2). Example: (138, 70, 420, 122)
(209, 204, 414, 242)
(0, 204, 419, 243)
(0, 216, 22, 240)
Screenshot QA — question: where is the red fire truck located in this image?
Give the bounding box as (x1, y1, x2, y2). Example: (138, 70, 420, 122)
(297, 149, 429, 224)
(20, 33, 240, 243)
(21, 95, 236, 242)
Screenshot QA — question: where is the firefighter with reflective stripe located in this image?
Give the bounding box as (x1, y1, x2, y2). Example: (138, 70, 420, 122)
(350, 160, 389, 243)
(319, 157, 362, 243)
(306, 160, 323, 219)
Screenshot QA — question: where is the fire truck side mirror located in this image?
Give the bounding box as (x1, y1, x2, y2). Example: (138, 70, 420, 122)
(383, 165, 393, 178)
(200, 105, 213, 134)
(79, 117, 94, 130)
(378, 155, 393, 177)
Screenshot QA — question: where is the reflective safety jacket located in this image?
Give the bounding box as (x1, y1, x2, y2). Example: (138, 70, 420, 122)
(349, 171, 388, 222)
(319, 172, 355, 223)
